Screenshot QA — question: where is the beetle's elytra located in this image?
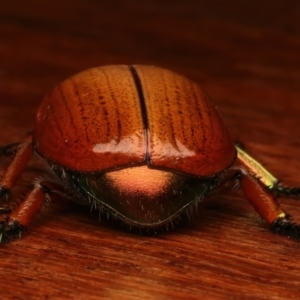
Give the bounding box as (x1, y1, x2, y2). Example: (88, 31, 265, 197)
(0, 65, 300, 242)
(35, 65, 235, 175)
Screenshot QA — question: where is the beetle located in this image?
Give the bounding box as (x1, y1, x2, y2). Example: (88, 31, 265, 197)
(0, 64, 300, 242)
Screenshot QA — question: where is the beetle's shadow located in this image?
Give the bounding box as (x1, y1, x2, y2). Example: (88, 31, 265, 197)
(5, 169, 251, 239)
(48, 197, 203, 236)
(200, 189, 257, 229)
(32, 187, 250, 239)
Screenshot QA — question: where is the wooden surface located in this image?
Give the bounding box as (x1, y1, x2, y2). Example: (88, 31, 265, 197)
(1, 1, 300, 299)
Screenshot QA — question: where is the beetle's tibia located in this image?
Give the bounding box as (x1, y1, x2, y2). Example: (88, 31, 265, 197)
(271, 183, 300, 199)
(0, 180, 66, 242)
(271, 216, 300, 240)
(0, 220, 24, 243)
(238, 171, 284, 225)
(0, 137, 33, 193)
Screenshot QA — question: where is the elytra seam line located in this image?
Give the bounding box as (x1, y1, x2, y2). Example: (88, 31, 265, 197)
(128, 65, 150, 163)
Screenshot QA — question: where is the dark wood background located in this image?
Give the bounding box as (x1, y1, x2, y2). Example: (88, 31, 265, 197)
(1, 1, 300, 299)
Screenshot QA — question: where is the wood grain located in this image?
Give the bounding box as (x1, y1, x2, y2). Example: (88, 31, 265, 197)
(1, 1, 300, 299)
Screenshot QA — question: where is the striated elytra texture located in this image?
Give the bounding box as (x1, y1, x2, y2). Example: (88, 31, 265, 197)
(33, 65, 236, 177)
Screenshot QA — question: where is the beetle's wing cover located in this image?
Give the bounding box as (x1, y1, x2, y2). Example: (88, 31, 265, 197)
(134, 65, 236, 177)
(34, 65, 146, 172)
(34, 65, 235, 176)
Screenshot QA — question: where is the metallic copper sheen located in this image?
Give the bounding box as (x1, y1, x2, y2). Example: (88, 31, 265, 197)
(33, 65, 236, 176)
(1, 65, 298, 241)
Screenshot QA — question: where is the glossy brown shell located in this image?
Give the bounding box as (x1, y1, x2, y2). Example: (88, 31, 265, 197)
(33, 65, 236, 177)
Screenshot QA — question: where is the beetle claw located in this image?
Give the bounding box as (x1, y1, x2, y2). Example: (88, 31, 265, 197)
(272, 217, 300, 240)
(0, 221, 24, 244)
(0, 186, 10, 200)
(0, 142, 21, 156)
(0, 223, 6, 244)
(272, 184, 300, 199)
(0, 207, 12, 214)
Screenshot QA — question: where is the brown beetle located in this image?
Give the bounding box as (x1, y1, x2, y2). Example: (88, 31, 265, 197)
(0, 65, 299, 242)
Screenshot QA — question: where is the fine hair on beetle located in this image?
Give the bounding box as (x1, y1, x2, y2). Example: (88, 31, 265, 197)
(1, 64, 300, 243)
(49, 161, 221, 234)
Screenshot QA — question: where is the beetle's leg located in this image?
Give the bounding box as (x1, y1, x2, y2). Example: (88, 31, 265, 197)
(236, 146, 300, 198)
(270, 184, 300, 198)
(236, 146, 300, 239)
(0, 137, 32, 199)
(0, 180, 66, 243)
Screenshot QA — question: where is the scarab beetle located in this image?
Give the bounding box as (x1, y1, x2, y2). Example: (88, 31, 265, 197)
(0, 65, 300, 242)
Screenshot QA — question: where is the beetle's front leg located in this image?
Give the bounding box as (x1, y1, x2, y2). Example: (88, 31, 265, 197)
(0, 137, 32, 199)
(0, 180, 66, 243)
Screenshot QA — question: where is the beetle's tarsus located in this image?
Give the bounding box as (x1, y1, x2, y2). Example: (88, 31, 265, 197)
(0, 221, 24, 244)
(0, 185, 10, 200)
(0, 142, 21, 157)
(271, 184, 300, 199)
(0, 223, 5, 243)
(271, 217, 300, 240)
